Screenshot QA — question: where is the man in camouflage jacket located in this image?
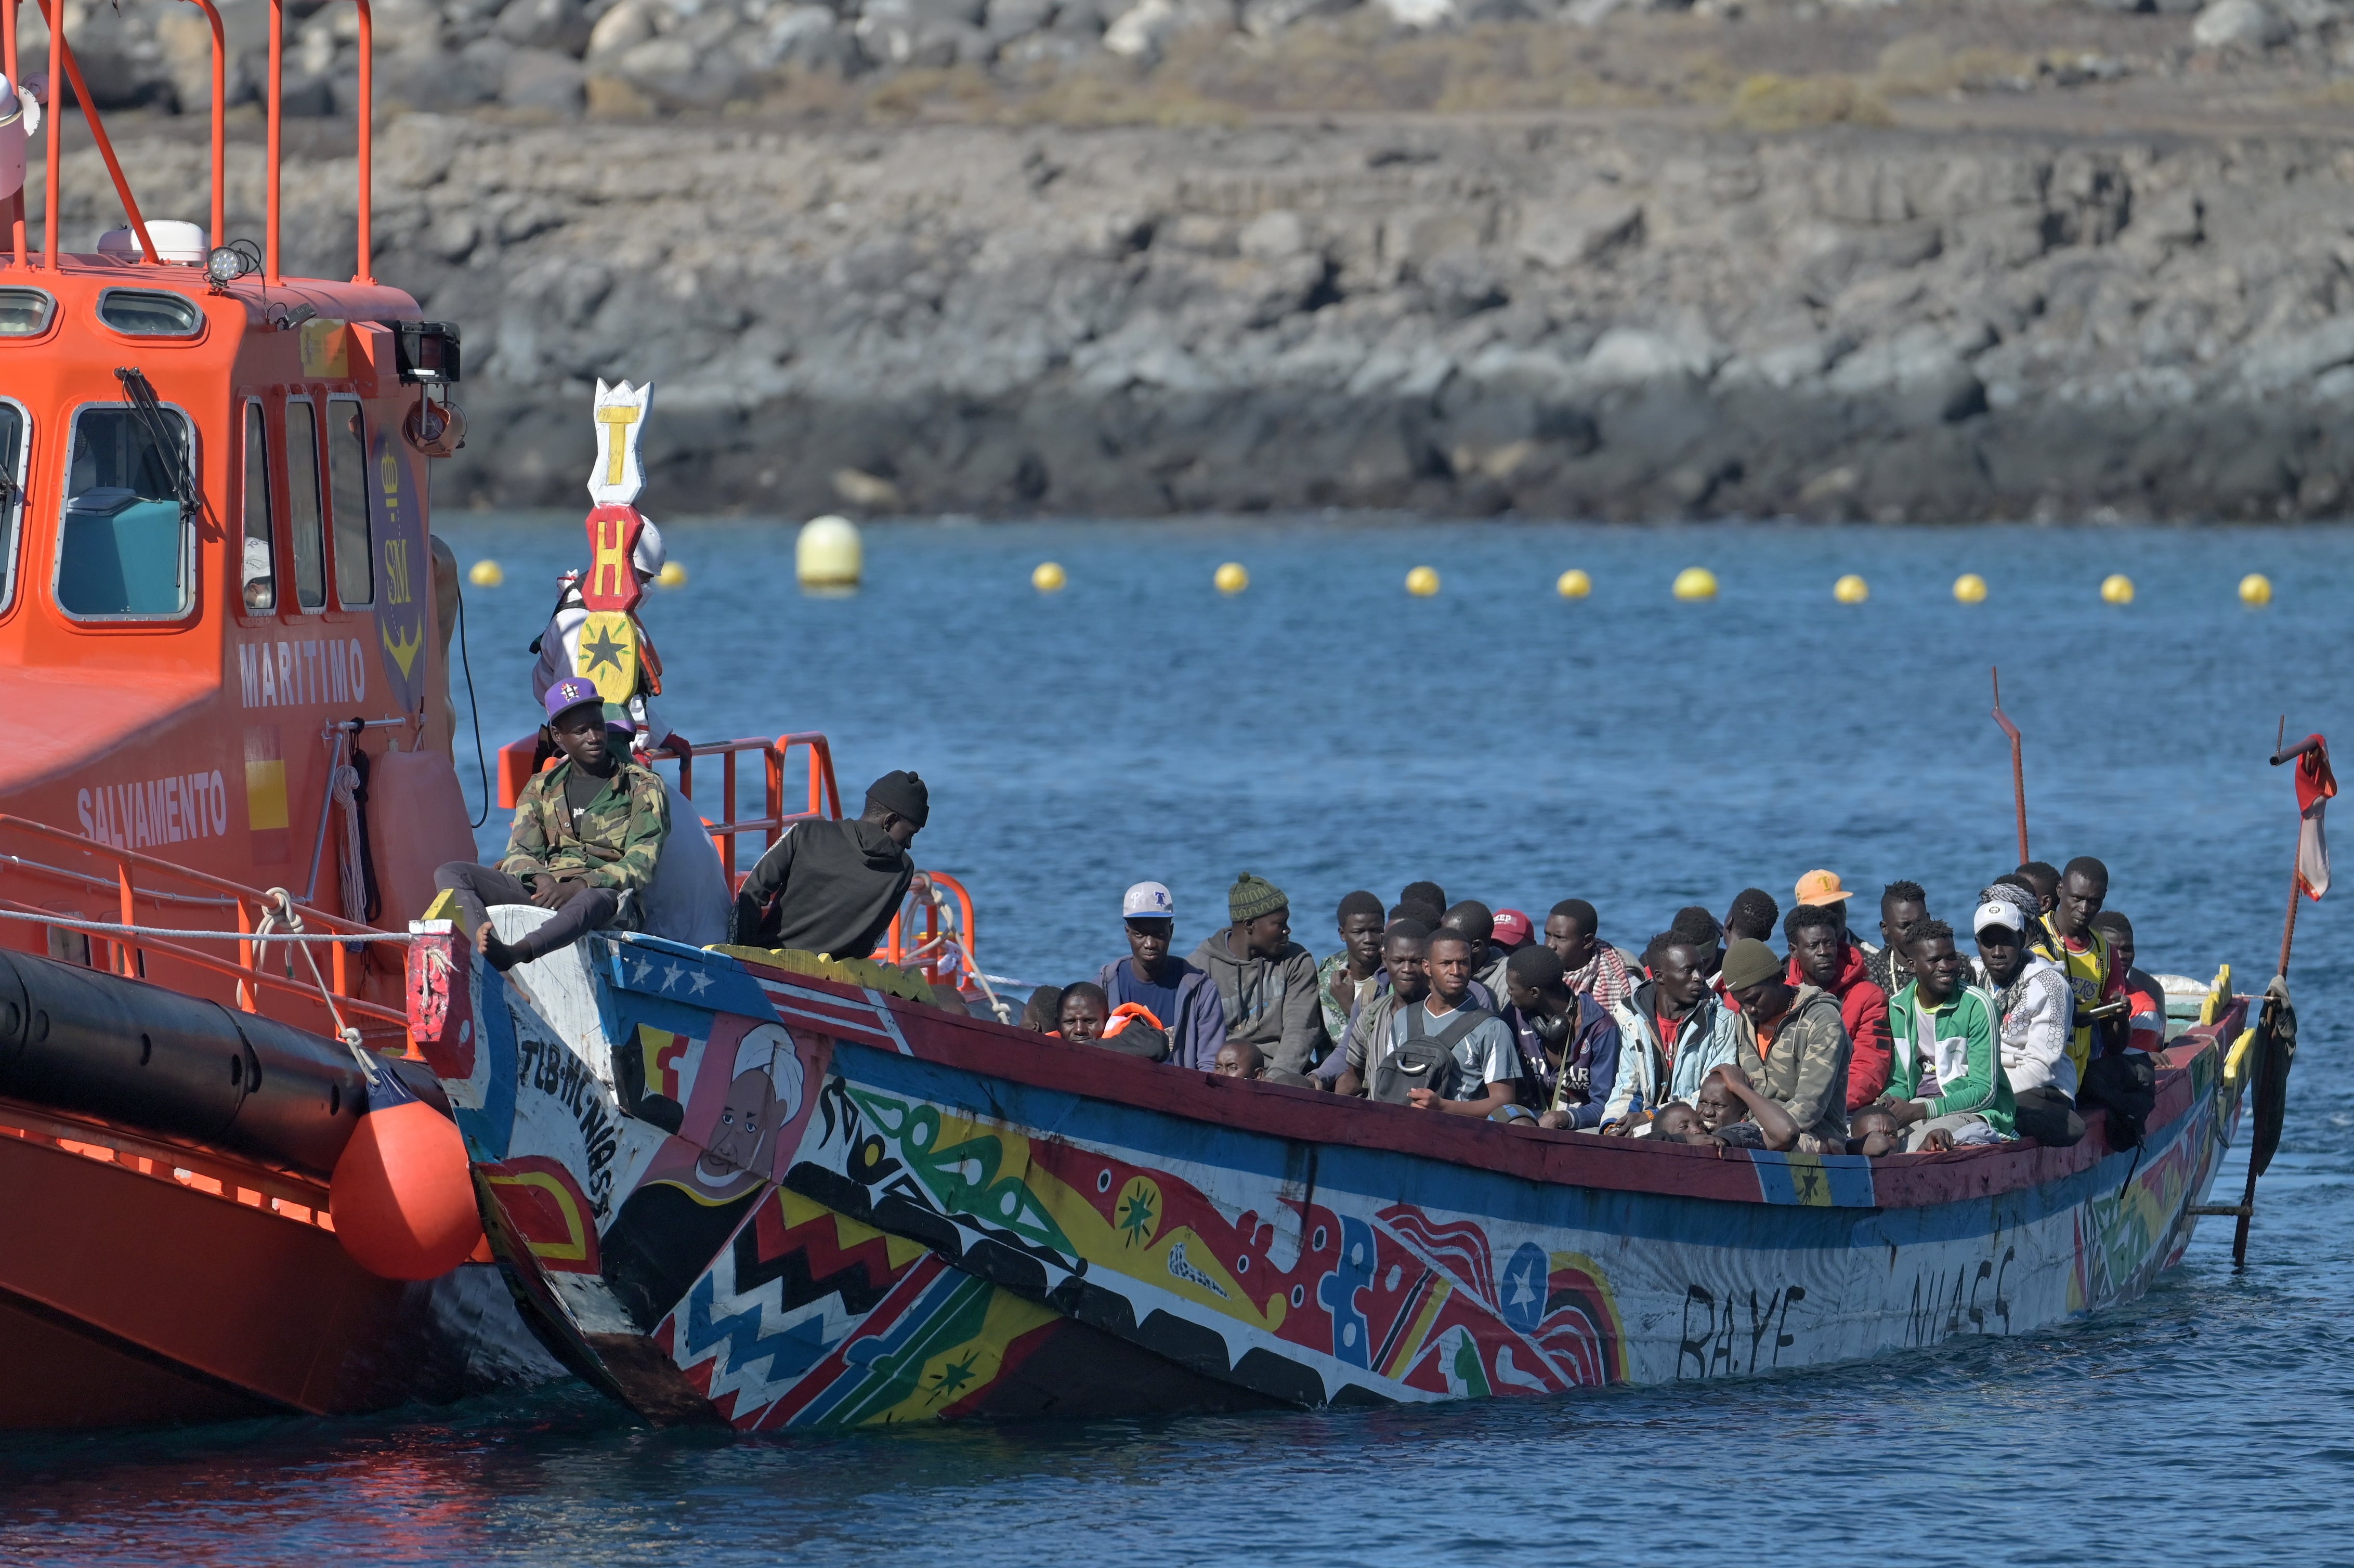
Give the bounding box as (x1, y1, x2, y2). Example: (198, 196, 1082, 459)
(435, 677, 671, 971)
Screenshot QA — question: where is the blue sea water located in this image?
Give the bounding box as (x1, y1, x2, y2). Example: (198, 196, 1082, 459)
(4, 517, 2349, 1565)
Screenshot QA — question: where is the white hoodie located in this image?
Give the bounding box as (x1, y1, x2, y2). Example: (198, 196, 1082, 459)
(1990, 952, 2076, 1100)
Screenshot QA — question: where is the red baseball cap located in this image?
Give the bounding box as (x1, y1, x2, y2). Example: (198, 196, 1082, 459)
(1493, 908, 1534, 948)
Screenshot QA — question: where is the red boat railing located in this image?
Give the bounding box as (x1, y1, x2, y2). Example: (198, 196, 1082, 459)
(497, 730, 844, 880)
(5, 0, 163, 267)
(0, 0, 366, 277)
(265, 0, 372, 284)
(0, 815, 408, 1047)
(494, 732, 979, 992)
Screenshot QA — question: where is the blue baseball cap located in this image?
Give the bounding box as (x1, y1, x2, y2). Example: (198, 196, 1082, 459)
(544, 676, 602, 721)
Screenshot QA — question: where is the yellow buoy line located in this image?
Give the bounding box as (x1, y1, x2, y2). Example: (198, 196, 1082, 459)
(986, 553, 2272, 606)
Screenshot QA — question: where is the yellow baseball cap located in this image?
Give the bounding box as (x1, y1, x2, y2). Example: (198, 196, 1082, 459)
(1794, 869, 1854, 907)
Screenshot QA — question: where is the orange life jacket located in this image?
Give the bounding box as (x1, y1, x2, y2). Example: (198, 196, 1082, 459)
(1101, 1003, 1166, 1038)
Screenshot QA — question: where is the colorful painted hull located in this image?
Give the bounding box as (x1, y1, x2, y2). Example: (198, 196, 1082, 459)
(411, 927, 2252, 1430)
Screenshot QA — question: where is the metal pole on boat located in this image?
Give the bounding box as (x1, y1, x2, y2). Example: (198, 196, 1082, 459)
(2220, 722, 2325, 1265)
(1991, 667, 2028, 865)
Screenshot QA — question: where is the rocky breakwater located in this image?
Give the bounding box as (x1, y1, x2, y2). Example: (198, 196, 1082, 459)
(51, 113, 2354, 520)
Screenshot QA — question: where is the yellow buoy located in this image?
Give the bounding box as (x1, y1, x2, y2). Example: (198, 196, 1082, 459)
(657, 560, 687, 588)
(1672, 567, 1717, 602)
(1834, 573, 1868, 605)
(1953, 573, 1988, 605)
(1032, 561, 1067, 593)
(1214, 562, 1249, 595)
(2101, 573, 2135, 606)
(796, 514, 862, 591)
(1405, 566, 1441, 597)
(1557, 569, 1592, 599)
(467, 559, 503, 589)
(2240, 572, 2273, 607)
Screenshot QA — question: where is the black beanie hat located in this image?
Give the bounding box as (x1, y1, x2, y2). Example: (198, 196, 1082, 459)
(866, 769, 929, 828)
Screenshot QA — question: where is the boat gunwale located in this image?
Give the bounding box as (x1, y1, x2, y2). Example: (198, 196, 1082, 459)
(644, 937, 2246, 1216)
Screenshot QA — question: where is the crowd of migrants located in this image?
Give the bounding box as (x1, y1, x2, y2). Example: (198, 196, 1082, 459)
(438, 647, 2167, 1157)
(1030, 865, 2171, 1154)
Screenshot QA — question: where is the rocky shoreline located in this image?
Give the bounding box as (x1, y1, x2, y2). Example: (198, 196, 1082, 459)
(37, 100, 2354, 520)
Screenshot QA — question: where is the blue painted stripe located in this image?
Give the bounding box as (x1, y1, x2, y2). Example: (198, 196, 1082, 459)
(785, 1265, 973, 1429)
(601, 937, 773, 1018)
(456, 962, 520, 1161)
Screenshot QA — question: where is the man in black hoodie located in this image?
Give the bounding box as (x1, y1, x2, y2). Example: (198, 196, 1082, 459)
(729, 770, 926, 958)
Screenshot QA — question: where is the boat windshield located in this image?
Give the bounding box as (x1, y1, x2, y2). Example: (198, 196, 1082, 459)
(57, 404, 195, 620)
(0, 402, 22, 612)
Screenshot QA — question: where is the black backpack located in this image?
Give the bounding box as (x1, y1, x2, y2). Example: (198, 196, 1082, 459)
(1370, 1003, 1493, 1105)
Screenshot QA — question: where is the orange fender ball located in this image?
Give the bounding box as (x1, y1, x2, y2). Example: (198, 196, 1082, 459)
(330, 1100, 484, 1280)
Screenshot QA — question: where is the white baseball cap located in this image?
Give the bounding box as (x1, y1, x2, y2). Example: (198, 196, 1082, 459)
(1122, 881, 1175, 921)
(1973, 898, 2025, 935)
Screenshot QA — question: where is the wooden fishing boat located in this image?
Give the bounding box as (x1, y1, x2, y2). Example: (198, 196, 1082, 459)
(406, 908, 2268, 1428)
(0, 0, 2296, 1434)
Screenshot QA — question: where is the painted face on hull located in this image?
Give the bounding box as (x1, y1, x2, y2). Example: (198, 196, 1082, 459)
(698, 1068, 780, 1185)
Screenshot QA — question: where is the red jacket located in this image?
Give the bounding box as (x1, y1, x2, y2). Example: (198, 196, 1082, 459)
(1786, 941, 1891, 1109)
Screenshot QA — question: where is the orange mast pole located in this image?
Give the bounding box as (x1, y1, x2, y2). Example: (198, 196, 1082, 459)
(348, 0, 370, 282)
(32, 0, 160, 264)
(264, 0, 281, 282)
(3, 0, 21, 264)
(261, 0, 371, 284)
(177, 0, 226, 251)
(37, 0, 53, 268)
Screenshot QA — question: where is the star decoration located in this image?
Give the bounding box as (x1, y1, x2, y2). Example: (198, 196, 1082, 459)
(687, 969, 713, 997)
(661, 961, 686, 991)
(578, 625, 629, 676)
(1116, 1188, 1156, 1246)
(927, 1351, 980, 1403)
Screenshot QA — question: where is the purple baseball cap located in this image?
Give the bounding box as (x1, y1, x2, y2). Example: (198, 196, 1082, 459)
(544, 676, 603, 721)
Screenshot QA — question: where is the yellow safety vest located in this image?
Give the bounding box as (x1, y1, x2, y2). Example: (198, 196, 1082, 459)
(2036, 916, 2111, 1088)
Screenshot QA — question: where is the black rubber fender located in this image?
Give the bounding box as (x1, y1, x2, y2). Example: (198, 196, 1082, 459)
(0, 946, 368, 1179)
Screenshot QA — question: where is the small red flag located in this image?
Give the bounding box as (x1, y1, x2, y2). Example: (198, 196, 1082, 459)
(2295, 735, 2336, 900)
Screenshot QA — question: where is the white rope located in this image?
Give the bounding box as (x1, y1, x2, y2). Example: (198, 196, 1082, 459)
(0, 906, 414, 943)
(331, 761, 367, 927)
(258, 887, 365, 1052)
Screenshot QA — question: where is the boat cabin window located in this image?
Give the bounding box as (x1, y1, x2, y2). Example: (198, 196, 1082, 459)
(0, 288, 55, 336)
(56, 404, 194, 620)
(97, 289, 202, 338)
(328, 398, 373, 607)
(286, 399, 326, 611)
(0, 401, 24, 612)
(242, 400, 274, 611)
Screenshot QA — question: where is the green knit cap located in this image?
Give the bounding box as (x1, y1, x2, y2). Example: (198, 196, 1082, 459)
(1229, 871, 1288, 923)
